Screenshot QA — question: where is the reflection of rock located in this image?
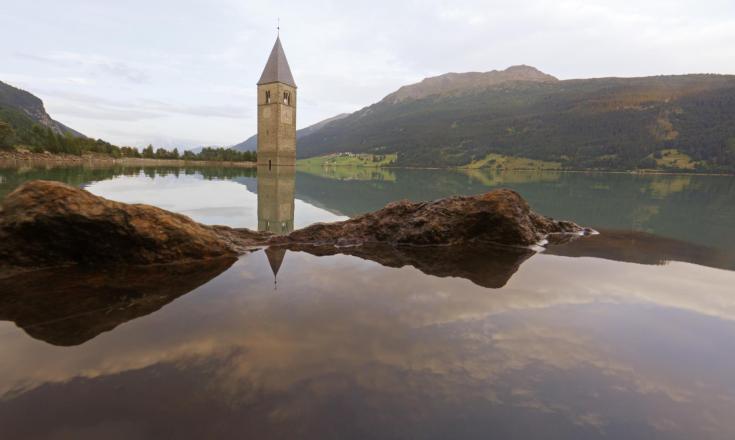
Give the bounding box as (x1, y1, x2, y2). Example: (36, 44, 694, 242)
(280, 189, 587, 247)
(546, 229, 735, 271)
(0, 257, 235, 346)
(286, 242, 534, 288)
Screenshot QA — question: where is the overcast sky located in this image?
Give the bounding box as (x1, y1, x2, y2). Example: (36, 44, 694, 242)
(2, 0, 734, 149)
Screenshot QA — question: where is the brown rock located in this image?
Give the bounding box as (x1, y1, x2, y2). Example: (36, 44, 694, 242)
(0, 181, 589, 275)
(0, 180, 265, 270)
(278, 189, 587, 247)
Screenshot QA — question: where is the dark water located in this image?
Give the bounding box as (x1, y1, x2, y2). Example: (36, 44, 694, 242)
(1, 163, 734, 439)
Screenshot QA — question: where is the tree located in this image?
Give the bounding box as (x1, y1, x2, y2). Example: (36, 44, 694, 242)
(120, 146, 141, 157)
(637, 157, 657, 169)
(0, 121, 15, 149)
(142, 144, 155, 158)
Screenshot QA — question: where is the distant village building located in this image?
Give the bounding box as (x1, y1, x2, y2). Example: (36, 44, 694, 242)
(257, 36, 297, 168)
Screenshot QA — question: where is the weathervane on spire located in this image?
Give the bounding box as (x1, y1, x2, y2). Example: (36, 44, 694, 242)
(277, 17, 280, 36)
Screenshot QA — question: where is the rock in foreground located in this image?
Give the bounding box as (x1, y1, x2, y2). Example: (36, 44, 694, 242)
(0, 180, 589, 274)
(0, 180, 265, 270)
(279, 189, 586, 247)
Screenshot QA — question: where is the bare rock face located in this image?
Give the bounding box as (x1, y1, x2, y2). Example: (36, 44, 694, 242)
(0, 180, 259, 270)
(280, 189, 586, 247)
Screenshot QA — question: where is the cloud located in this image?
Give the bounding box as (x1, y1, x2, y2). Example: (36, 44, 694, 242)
(15, 51, 151, 84)
(3, 0, 734, 146)
(1, 249, 734, 436)
(36, 89, 249, 122)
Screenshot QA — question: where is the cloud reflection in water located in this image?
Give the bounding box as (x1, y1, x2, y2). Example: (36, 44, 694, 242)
(0, 249, 734, 439)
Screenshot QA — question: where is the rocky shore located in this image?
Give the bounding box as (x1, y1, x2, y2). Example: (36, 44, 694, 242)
(0, 180, 592, 275)
(0, 150, 256, 168)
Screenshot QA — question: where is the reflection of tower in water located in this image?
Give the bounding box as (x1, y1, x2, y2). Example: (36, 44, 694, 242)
(257, 166, 295, 286)
(257, 165, 295, 235)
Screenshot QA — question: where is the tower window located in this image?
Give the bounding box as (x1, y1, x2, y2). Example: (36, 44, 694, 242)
(283, 91, 291, 105)
(265, 90, 271, 104)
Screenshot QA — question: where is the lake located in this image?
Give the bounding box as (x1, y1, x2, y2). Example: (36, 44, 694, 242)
(1, 163, 734, 439)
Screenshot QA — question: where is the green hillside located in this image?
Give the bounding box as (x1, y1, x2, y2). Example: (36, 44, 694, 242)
(0, 105, 122, 155)
(0, 80, 83, 137)
(0, 80, 256, 162)
(297, 153, 397, 167)
(297, 69, 735, 173)
(0, 80, 99, 153)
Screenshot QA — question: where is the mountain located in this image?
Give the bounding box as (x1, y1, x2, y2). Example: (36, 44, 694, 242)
(0, 80, 83, 137)
(296, 66, 735, 172)
(187, 146, 205, 155)
(230, 134, 257, 152)
(383, 65, 558, 103)
(231, 113, 349, 152)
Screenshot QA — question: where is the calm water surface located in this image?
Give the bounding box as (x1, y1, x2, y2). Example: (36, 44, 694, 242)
(1, 164, 734, 439)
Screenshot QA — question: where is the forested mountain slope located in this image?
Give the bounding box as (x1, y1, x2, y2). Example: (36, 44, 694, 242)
(0, 80, 83, 138)
(297, 67, 735, 172)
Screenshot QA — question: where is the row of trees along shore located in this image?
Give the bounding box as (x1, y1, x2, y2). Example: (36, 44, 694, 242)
(0, 120, 256, 162)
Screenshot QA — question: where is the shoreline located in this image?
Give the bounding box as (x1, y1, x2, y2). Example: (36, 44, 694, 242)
(1, 151, 732, 176)
(299, 163, 734, 177)
(460, 167, 735, 177)
(303, 163, 735, 177)
(0, 151, 256, 168)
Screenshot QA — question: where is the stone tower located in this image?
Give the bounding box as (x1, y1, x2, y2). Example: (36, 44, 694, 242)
(257, 36, 297, 168)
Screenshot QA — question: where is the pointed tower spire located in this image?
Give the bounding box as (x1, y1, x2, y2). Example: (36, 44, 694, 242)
(257, 36, 296, 87)
(265, 247, 287, 289)
(256, 34, 297, 167)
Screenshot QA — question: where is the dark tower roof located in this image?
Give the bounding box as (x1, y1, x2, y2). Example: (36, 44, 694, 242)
(257, 36, 296, 87)
(265, 246, 287, 278)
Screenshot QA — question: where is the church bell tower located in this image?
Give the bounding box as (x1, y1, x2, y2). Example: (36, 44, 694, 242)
(257, 36, 297, 167)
